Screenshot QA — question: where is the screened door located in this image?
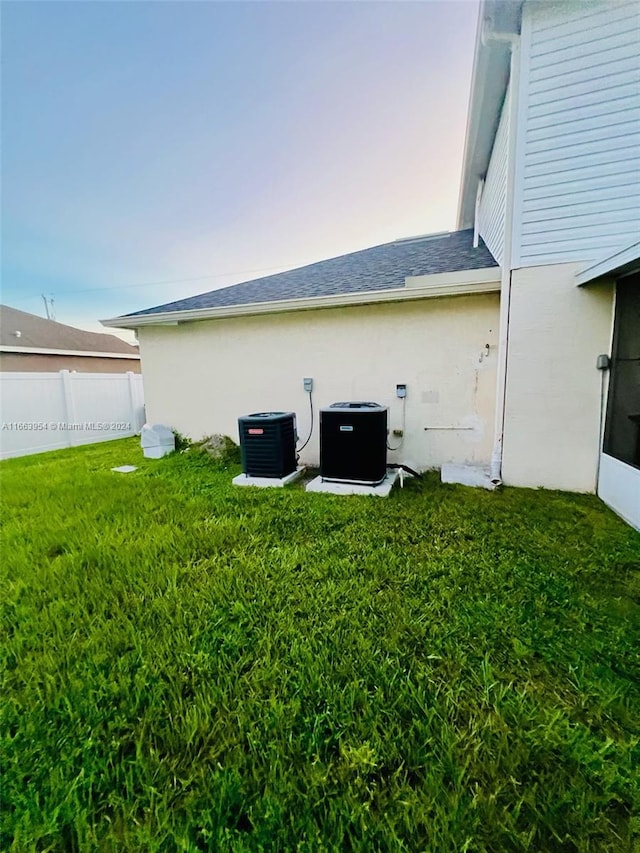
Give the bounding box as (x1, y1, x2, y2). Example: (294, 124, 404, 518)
(598, 272, 640, 530)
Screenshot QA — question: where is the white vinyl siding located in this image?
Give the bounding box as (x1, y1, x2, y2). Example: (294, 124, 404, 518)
(513, 0, 640, 268)
(478, 83, 510, 265)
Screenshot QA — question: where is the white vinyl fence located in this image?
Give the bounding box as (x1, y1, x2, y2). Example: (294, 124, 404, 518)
(0, 371, 145, 459)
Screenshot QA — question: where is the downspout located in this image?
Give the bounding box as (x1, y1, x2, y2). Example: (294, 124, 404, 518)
(483, 28, 521, 485)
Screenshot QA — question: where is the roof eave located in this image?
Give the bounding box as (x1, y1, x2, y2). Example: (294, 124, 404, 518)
(575, 241, 640, 287)
(101, 267, 501, 330)
(456, 0, 523, 230)
(0, 346, 140, 358)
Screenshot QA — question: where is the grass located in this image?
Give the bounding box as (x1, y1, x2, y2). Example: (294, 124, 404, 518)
(1, 437, 639, 852)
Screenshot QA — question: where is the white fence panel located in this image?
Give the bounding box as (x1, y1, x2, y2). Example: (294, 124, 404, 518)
(0, 371, 145, 459)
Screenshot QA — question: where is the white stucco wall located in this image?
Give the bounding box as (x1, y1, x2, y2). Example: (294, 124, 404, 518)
(138, 295, 500, 470)
(502, 263, 614, 492)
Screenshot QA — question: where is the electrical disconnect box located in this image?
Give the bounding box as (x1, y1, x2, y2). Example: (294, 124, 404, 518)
(303, 377, 313, 392)
(396, 384, 407, 398)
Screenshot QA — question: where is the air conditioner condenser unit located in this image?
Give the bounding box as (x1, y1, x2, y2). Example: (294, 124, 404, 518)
(238, 411, 297, 479)
(320, 402, 388, 485)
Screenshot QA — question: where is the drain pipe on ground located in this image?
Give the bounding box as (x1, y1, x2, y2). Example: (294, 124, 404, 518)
(483, 26, 521, 486)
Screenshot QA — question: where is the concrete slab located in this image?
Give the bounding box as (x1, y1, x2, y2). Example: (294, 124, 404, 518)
(232, 467, 306, 488)
(440, 463, 496, 490)
(306, 469, 399, 497)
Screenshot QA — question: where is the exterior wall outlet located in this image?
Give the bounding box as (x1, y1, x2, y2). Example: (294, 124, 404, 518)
(396, 384, 407, 398)
(303, 377, 313, 392)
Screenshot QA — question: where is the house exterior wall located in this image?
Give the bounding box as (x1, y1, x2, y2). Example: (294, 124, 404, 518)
(468, 0, 638, 497)
(478, 81, 510, 266)
(502, 263, 614, 492)
(0, 353, 141, 373)
(138, 295, 500, 470)
(512, 0, 640, 267)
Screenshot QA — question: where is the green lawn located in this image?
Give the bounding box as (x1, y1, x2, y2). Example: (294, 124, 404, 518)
(1, 438, 639, 852)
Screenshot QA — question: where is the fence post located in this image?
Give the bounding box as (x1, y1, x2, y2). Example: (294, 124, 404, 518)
(60, 370, 76, 447)
(126, 371, 138, 434)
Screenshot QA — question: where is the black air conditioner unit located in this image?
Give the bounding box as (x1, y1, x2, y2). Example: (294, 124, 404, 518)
(320, 402, 388, 485)
(238, 412, 297, 479)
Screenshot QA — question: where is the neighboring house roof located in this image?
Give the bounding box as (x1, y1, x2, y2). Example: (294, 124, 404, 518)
(457, 0, 523, 229)
(0, 305, 139, 357)
(117, 229, 497, 322)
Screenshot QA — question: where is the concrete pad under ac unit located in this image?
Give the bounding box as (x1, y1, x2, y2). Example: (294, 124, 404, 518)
(306, 469, 400, 497)
(232, 467, 306, 488)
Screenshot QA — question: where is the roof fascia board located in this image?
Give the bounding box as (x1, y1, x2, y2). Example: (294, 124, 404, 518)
(405, 267, 499, 288)
(456, 1, 522, 230)
(102, 268, 502, 329)
(576, 241, 640, 286)
(0, 346, 140, 358)
(456, 0, 487, 229)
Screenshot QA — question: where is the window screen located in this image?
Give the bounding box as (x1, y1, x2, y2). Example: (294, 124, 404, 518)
(603, 273, 640, 468)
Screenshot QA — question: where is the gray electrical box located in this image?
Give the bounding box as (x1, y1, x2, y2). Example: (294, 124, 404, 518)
(303, 377, 313, 392)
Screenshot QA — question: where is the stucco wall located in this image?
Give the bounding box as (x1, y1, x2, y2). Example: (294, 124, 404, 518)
(138, 295, 500, 470)
(0, 354, 141, 373)
(502, 263, 614, 492)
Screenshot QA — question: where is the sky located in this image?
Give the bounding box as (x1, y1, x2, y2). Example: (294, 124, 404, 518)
(2, 0, 479, 341)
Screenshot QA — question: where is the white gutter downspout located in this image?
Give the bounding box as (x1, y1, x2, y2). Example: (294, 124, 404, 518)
(483, 27, 520, 485)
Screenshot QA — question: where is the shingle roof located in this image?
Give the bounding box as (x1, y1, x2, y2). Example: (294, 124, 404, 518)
(125, 229, 498, 318)
(0, 305, 139, 354)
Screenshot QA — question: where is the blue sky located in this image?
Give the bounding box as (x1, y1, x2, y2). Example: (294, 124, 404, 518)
(2, 1, 479, 338)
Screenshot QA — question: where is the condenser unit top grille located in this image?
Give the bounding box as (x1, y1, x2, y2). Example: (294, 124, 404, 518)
(246, 411, 290, 420)
(327, 401, 385, 412)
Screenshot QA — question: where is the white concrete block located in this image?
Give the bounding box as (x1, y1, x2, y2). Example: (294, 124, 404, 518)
(141, 423, 175, 458)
